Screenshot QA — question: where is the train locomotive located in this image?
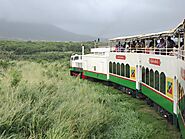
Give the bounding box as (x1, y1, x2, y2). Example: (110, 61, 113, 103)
(70, 19, 185, 138)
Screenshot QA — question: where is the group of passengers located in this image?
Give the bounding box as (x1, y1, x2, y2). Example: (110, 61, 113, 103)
(114, 37, 184, 56)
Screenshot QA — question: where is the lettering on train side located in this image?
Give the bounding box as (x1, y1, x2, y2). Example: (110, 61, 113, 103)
(181, 68, 185, 80)
(149, 58, 161, 66)
(116, 55, 126, 60)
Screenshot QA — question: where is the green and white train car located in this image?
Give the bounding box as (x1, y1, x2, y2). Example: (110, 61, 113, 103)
(70, 20, 185, 138)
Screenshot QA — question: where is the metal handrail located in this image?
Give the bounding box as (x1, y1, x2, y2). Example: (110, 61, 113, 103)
(110, 47, 185, 60)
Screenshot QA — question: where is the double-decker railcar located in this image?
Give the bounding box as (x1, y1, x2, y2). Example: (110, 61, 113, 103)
(70, 20, 185, 138)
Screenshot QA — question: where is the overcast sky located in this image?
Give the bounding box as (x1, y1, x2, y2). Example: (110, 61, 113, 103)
(0, 0, 184, 38)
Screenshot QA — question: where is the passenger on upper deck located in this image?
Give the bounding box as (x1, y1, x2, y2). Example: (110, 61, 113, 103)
(141, 40, 145, 48)
(155, 38, 166, 54)
(135, 40, 142, 53)
(131, 41, 136, 52)
(167, 37, 176, 49)
(115, 41, 125, 52)
(123, 42, 126, 49)
(125, 42, 130, 52)
(157, 38, 166, 48)
(148, 39, 156, 54)
(149, 39, 154, 48)
(135, 40, 140, 49)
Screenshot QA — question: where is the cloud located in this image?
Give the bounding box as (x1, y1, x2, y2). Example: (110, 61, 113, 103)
(0, 0, 184, 38)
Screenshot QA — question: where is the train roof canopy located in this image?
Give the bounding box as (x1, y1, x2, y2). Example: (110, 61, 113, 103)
(109, 19, 184, 42)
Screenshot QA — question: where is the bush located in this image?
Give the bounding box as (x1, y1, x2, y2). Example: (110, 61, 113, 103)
(10, 69, 22, 87)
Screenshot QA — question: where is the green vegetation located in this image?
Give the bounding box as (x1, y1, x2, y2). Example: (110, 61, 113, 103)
(0, 40, 181, 139)
(0, 40, 93, 61)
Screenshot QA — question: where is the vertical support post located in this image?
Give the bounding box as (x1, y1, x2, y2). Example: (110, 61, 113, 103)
(173, 76, 178, 127)
(82, 45, 84, 56)
(154, 38, 156, 53)
(178, 34, 181, 49)
(107, 53, 110, 80)
(173, 76, 178, 115)
(145, 39, 147, 54)
(178, 33, 180, 58)
(166, 37, 168, 55)
(136, 65, 139, 90)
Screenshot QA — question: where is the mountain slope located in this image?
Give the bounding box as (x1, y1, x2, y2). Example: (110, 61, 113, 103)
(0, 20, 96, 41)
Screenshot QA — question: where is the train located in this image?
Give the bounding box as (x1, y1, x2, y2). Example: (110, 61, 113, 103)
(70, 19, 185, 138)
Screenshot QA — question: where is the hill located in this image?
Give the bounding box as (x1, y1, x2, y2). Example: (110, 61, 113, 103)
(0, 20, 96, 41)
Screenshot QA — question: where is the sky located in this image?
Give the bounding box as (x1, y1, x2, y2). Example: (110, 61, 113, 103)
(0, 0, 184, 38)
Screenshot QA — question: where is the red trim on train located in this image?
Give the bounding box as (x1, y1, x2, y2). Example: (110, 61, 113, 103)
(83, 70, 107, 75)
(109, 73, 136, 83)
(141, 83, 173, 102)
(83, 70, 136, 83)
(78, 70, 173, 102)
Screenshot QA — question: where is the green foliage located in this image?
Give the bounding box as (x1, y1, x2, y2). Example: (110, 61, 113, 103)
(10, 69, 22, 87)
(0, 61, 180, 139)
(0, 60, 15, 70)
(0, 40, 93, 61)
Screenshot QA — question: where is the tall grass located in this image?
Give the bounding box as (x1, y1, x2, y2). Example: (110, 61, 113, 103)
(0, 61, 180, 139)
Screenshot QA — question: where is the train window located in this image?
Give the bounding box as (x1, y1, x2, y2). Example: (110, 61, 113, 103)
(93, 66, 96, 71)
(160, 72, 166, 94)
(117, 63, 121, 75)
(150, 69, 154, 88)
(113, 62, 117, 74)
(109, 62, 112, 73)
(142, 67, 145, 83)
(121, 63, 125, 76)
(155, 71, 159, 91)
(146, 68, 149, 85)
(126, 64, 130, 78)
(71, 57, 74, 61)
(74, 56, 79, 60)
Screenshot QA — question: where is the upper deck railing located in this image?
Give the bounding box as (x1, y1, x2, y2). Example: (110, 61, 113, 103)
(110, 47, 185, 61)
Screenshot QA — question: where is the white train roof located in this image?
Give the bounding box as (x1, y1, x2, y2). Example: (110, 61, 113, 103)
(109, 19, 184, 41)
(91, 48, 110, 53)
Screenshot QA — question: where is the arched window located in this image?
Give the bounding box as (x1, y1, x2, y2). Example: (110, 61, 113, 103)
(117, 63, 121, 75)
(126, 64, 130, 78)
(142, 67, 145, 83)
(113, 62, 116, 74)
(109, 62, 112, 73)
(146, 68, 149, 85)
(155, 71, 159, 91)
(150, 69, 154, 88)
(160, 72, 166, 94)
(121, 63, 124, 76)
